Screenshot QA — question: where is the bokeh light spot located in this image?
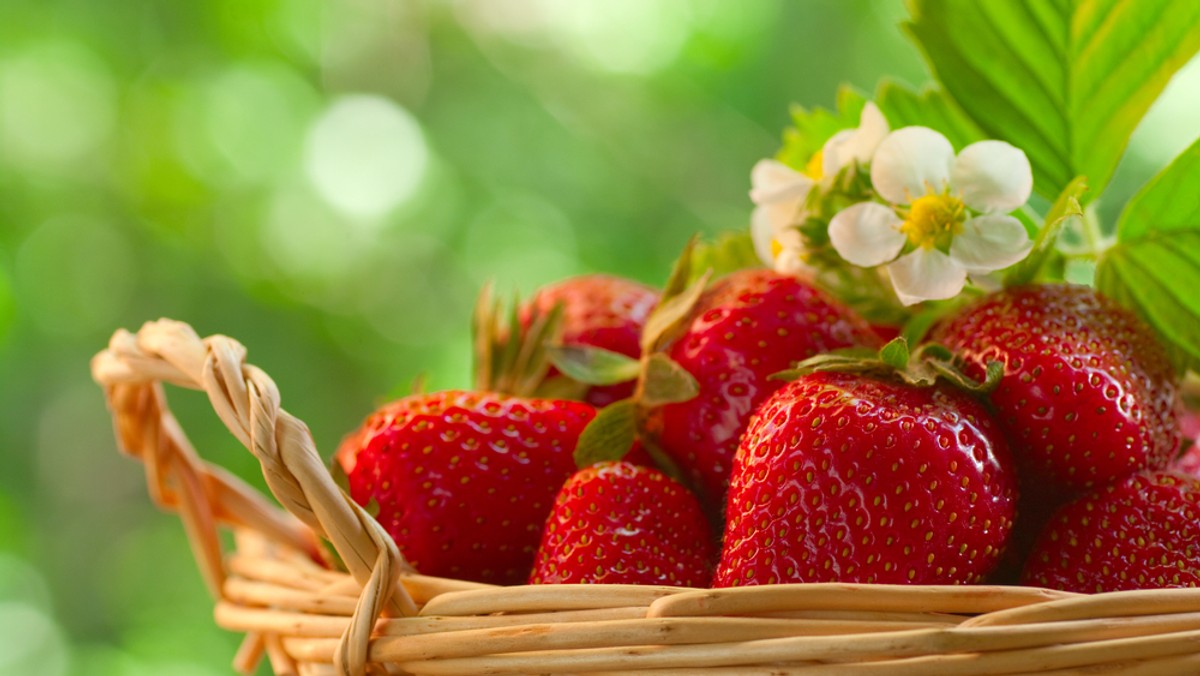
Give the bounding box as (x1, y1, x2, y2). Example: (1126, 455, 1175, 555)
(0, 42, 116, 173)
(261, 182, 363, 302)
(176, 61, 319, 186)
(541, 0, 696, 74)
(304, 95, 430, 218)
(14, 215, 135, 338)
(0, 602, 68, 676)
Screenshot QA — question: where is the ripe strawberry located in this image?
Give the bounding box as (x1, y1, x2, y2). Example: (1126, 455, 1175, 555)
(1174, 408, 1200, 478)
(930, 284, 1180, 495)
(522, 274, 659, 407)
(1175, 442, 1200, 479)
(714, 371, 1017, 586)
(647, 269, 880, 507)
(1021, 470, 1200, 592)
(334, 390, 596, 584)
(529, 461, 715, 586)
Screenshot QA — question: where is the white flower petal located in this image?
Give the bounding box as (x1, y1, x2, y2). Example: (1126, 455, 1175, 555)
(750, 206, 775, 266)
(849, 101, 889, 163)
(828, 202, 906, 267)
(774, 223, 803, 249)
(870, 127, 955, 205)
(821, 129, 856, 177)
(750, 159, 813, 205)
(886, 248, 968, 306)
(951, 140, 1033, 213)
(950, 214, 1034, 273)
(774, 245, 814, 277)
(821, 103, 891, 177)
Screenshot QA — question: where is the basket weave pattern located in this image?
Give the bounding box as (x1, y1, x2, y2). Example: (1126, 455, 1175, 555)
(92, 319, 1200, 675)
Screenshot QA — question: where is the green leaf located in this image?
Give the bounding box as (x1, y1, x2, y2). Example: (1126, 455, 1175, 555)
(639, 354, 700, 408)
(574, 399, 639, 468)
(879, 337, 911, 371)
(547, 345, 641, 386)
(1099, 136, 1200, 372)
(906, 0, 1200, 202)
(1096, 231, 1200, 371)
(640, 270, 711, 354)
(873, 78, 984, 152)
(776, 85, 868, 171)
(661, 235, 698, 301)
(1004, 176, 1088, 287)
(1117, 135, 1200, 241)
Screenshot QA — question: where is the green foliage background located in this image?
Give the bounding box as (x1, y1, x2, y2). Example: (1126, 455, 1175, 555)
(0, 0, 1196, 673)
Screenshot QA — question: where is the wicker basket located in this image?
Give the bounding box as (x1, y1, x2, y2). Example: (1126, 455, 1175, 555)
(91, 319, 1200, 676)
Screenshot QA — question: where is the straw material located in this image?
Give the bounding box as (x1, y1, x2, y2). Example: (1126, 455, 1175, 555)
(92, 319, 1200, 676)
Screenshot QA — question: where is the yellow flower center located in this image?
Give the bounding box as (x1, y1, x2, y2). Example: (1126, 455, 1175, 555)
(901, 193, 965, 249)
(770, 238, 784, 258)
(804, 150, 824, 181)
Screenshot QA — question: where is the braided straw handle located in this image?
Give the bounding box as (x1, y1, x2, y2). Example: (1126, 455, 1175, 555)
(91, 319, 417, 676)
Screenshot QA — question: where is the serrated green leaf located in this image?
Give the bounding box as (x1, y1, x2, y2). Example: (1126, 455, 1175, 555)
(906, 0, 1200, 202)
(574, 399, 638, 468)
(639, 354, 700, 408)
(879, 337, 910, 370)
(1004, 176, 1088, 287)
(1117, 134, 1200, 241)
(1096, 231, 1200, 371)
(547, 345, 641, 386)
(874, 79, 984, 152)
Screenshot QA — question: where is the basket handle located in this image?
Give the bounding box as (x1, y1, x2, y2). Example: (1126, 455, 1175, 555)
(91, 319, 417, 676)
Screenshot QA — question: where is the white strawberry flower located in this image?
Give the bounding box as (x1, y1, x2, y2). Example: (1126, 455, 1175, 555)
(750, 102, 890, 272)
(827, 127, 1034, 305)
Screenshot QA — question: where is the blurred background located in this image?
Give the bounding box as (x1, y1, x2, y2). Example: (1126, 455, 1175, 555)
(1, 0, 1198, 673)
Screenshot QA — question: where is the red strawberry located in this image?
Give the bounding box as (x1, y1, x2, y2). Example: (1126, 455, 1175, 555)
(646, 269, 880, 507)
(930, 284, 1180, 495)
(1021, 470, 1200, 592)
(1174, 408, 1200, 478)
(1175, 441, 1200, 479)
(522, 274, 658, 407)
(714, 371, 1017, 586)
(335, 390, 596, 584)
(529, 461, 715, 586)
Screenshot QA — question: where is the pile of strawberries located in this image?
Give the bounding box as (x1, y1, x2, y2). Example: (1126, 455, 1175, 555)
(334, 246, 1199, 595)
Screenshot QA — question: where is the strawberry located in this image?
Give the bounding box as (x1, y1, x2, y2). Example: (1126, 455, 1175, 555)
(334, 390, 596, 584)
(1021, 470, 1200, 592)
(1174, 408, 1200, 478)
(930, 283, 1180, 496)
(529, 460, 715, 586)
(1175, 441, 1200, 479)
(646, 268, 880, 507)
(714, 370, 1017, 586)
(521, 274, 659, 407)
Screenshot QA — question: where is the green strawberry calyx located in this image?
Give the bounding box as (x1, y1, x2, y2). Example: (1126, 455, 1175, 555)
(774, 336, 1003, 395)
(473, 280, 583, 398)
(570, 237, 710, 478)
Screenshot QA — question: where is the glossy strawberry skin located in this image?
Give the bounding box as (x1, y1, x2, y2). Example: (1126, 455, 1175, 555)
(335, 391, 595, 584)
(1021, 470, 1200, 593)
(648, 269, 880, 508)
(930, 284, 1180, 495)
(523, 274, 659, 407)
(529, 461, 715, 586)
(714, 371, 1017, 587)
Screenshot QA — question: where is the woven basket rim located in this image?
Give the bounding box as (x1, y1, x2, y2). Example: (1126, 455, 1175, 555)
(91, 319, 1200, 676)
